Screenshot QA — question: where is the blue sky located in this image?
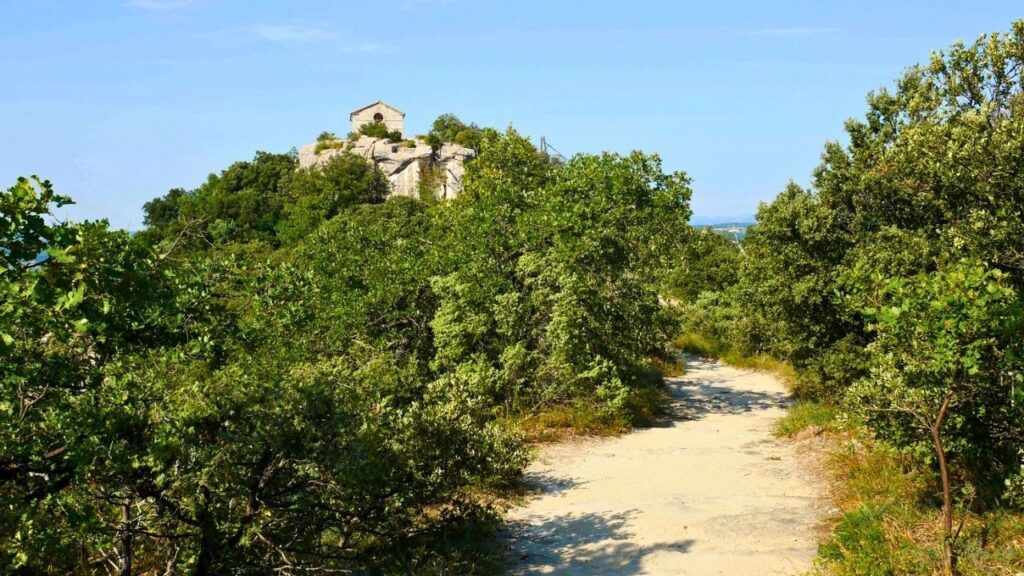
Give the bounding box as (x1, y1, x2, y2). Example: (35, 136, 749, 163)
(2, 1, 1021, 228)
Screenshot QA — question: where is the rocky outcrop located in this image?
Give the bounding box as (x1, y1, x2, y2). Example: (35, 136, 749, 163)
(298, 136, 475, 200)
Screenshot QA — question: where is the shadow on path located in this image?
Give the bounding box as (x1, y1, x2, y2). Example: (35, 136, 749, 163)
(519, 471, 588, 497)
(505, 354, 812, 575)
(661, 355, 791, 422)
(507, 509, 695, 575)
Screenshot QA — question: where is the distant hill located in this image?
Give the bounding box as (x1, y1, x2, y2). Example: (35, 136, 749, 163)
(693, 220, 755, 241)
(688, 214, 755, 226)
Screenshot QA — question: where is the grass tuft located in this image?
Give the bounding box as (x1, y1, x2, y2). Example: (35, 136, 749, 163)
(774, 401, 839, 437)
(814, 428, 1024, 575)
(672, 331, 797, 386)
(516, 401, 628, 441)
(314, 139, 345, 154)
(650, 355, 686, 377)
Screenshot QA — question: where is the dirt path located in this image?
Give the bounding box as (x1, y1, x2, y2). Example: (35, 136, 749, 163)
(504, 356, 827, 575)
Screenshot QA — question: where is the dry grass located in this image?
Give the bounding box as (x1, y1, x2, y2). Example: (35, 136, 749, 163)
(797, 420, 1024, 576)
(774, 401, 839, 438)
(511, 357, 676, 442)
(672, 331, 797, 387)
(650, 355, 686, 377)
(514, 402, 629, 442)
(769, 395, 1024, 575)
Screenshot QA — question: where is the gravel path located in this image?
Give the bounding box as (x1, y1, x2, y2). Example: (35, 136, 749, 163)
(504, 356, 827, 575)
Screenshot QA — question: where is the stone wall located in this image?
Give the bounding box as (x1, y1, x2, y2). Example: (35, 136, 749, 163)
(298, 136, 475, 200)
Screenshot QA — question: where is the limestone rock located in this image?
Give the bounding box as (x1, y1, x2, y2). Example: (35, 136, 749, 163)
(298, 135, 475, 200)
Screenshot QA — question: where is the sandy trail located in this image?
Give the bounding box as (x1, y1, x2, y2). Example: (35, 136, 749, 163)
(504, 356, 826, 575)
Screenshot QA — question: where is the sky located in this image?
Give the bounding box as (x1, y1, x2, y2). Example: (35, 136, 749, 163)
(1, 1, 1022, 228)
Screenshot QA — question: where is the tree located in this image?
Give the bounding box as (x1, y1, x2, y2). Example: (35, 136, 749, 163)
(739, 21, 1024, 403)
(738, 183, 863, 399)
(2, 176, 526, 573)
(139, 149, 392, 251)
(847, 261, 1023, 575)
(663, 226, 742, 303)
(0, 177, 175, 573)
(275, 153, 390, 245)
(5, 120, 696, 572)
(425, 113, 485, 151)
(431, 129, 691, 416)
(139, 151, 298, 251)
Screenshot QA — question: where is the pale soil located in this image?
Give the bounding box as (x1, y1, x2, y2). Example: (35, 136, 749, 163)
(504, 356, 828, 575)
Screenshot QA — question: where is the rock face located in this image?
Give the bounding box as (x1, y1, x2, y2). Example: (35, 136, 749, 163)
(298, 136, 475, 200)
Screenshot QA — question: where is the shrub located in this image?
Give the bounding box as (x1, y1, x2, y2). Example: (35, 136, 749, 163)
(358, 121, 402, 141)
(314, 138, 344, 154)
(426, 113, 485, 151)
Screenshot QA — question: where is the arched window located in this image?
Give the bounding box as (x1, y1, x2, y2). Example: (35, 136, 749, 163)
(373, 112, 384, 123)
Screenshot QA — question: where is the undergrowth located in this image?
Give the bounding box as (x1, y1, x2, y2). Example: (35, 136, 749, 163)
(514, 360, 674, 442)
(774, 401, 839, 437)
(777, 402, 1024, 575)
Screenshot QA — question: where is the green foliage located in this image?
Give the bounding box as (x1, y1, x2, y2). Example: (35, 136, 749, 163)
(662, 227, 741, 302)
(139, 150, 298, 249)
(0, 178, 183, 572)
(819, 504, 923, 575)
(731, 21, 1024, 507)
(358, 121, 403, 141)
(1, 180, 529, 573)
(275, 153, 390, 244)
(0, 176, 72, 271)
(3, 118, 693, 571)
(416, 161, 446, 204)
(847, 261, 1023, 490)
(739, 183, 859, 370)
(431, 128, 691, 418)
(425, 113, 486, 151)
(314, 131, 343, 153)
(774, 401, 839, 437)
(815, 426, 1024, 576)
(672, 331, 796, 384)
(140, 150, 389, 251)
(667, 23, 1024, 571)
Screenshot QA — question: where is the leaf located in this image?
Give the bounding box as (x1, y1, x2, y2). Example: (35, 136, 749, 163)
(58, 283, 86, 311)
(46, 246, 75, 264)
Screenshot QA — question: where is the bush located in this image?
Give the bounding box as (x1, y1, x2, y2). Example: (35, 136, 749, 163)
(315, 139, 344, 154)
(431, 129, 691, 420)
(815, 426, 1024, 576)
(315, 131, 345, 153)
(4, 121, 698, 572)
(358, 121, 402, 141)
(426, 113, 485, 151)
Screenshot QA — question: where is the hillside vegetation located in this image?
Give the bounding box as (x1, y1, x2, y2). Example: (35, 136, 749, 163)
(672, 22, 1024, 575)
(4, 19, 1024, 576)
(0, 124, 692, 574)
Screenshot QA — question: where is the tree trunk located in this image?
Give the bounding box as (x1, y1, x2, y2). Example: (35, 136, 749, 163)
(931, 394, 955, 576)
(119, 502, 133, 576)
(193, 488, 215, 576)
